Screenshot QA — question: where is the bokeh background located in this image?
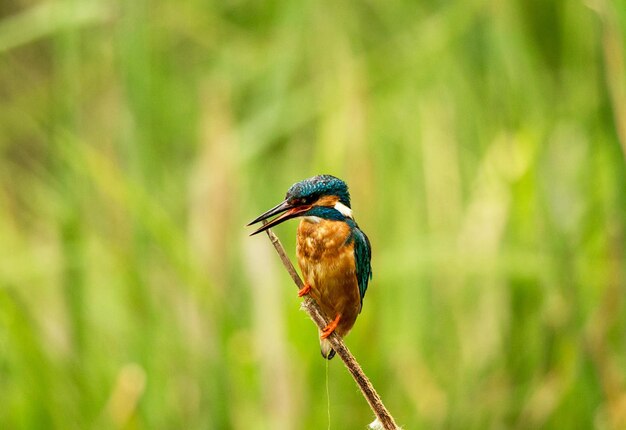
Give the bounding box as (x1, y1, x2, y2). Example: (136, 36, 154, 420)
(2, 0, 626, 429)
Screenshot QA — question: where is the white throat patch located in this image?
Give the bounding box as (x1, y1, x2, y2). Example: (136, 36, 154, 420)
(334, 201, 353, 218)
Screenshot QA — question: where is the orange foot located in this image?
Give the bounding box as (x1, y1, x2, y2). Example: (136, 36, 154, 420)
(320, 314, 341, 339)
(298, 283, 311, 297)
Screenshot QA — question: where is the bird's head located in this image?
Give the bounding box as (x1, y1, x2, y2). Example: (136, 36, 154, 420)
(247, 175, 352, 235)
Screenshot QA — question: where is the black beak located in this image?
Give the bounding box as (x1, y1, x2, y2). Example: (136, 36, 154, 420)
(247, 200, 312, 236)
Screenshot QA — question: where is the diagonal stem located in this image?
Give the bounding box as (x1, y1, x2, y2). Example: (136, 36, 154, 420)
(262, 222, 400, 430)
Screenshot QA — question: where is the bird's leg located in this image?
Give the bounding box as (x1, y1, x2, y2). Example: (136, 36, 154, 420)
(320, 314, 341, 339)
(298, 283, 311, 297)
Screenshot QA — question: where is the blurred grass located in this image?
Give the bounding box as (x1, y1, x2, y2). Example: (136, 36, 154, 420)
(1, 0, 626, 429)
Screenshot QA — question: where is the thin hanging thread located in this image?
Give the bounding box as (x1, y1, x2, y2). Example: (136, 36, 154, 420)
(326, 358, 331, 430)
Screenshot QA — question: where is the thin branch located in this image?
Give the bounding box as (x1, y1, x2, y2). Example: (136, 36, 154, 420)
(262, 222, 401, 430)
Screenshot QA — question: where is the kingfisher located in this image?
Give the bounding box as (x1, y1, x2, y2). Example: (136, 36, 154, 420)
(248, 175, 372, 359)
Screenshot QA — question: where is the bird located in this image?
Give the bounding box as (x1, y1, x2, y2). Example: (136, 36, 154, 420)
(248, 175, 372, 359)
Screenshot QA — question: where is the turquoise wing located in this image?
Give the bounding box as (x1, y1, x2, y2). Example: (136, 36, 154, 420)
(351, 224, 372, 306)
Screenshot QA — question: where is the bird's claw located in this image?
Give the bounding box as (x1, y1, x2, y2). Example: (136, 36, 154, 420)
(298, 283, 311, 297)
(320, 314, 341, 339)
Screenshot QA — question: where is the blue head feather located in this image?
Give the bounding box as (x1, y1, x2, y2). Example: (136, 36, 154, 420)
(285, 175, 351, 208)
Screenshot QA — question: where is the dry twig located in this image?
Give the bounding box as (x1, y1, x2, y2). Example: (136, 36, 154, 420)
(262, 222, 400, 430)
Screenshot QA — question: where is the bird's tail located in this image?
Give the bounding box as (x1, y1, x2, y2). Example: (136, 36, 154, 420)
(320, 337, 336, 360)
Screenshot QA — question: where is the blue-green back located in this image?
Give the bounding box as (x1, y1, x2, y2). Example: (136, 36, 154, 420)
(346, 219, 372, 306)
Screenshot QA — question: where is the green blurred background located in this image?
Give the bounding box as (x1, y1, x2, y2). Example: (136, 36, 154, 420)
(1, 0, 626, 429)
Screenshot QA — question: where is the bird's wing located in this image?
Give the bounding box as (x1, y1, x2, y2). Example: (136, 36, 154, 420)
(352, 226, 372, 305)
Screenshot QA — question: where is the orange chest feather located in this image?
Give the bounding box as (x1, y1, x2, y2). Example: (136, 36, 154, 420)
(297, 218, 352, 259)
(296, 218, 361, 329)
(296, 218, 356, 283)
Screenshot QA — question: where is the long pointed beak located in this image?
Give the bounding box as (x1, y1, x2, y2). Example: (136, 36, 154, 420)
(247, 200, 312, 236)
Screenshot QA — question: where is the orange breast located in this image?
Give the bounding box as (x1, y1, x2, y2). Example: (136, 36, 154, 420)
(296, 217, 361, 336)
